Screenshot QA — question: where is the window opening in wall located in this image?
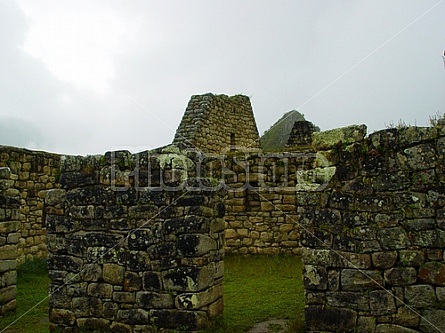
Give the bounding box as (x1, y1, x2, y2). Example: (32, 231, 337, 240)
(230, 133, 236, 150)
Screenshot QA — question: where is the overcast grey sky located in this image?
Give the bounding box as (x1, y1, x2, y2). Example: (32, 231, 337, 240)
(1, 0, 444, 155)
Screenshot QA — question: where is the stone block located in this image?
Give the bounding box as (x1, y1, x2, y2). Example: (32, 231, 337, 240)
(405, 285, 436, 308)
(305, 305, 357, 332)
(178, 234, 217, 257)
(312, 124, 367, 150)
(49, 308, 76, 326)
(0, 285, 16, 304)
(370, 290, 396, 316)
(341, 269, 383, 291)
(303, 265, 327, 291)
(103, 263, 124, 285)
(81, 264, 102, 282)
(48, 255, 82, 272)
(419, 309, 445, 333)
(326, 291, 369, 311)
(399, 250, 425, 267)
(0, 222, 20, 235)
(136, 291, 173, 309)
(0, 245, 17, 260)
(117, 309, 149, 325)
(375, 324, 419, 333)
(150, 309, 207, 330)
(418, 261, 445, 285)
(372, 251, 397, 269)
(45, 189, 66, 206)
(393, 306, 420, 328)
(377, 227, 409, 250)
(87, 283, 113, 299)
(384, 267, 417, 286)
(76, 318, 110, 331)
(111, 291, 134, 304)
(175, 285, 223, 310)
(162, 264, 214, 292)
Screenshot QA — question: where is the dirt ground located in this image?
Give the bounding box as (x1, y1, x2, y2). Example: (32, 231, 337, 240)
(246, 319, 290, 333)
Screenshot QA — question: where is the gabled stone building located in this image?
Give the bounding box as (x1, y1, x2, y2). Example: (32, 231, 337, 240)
(173, 93, 260, 153)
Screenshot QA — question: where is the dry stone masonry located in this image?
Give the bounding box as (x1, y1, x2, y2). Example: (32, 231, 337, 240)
(204, 151, 317, 255)
(45, 147, 225, 332)
(1, 93, 445, 332)
(0, 167, 20, 317)
(300, 124, 445, 333)
(0, 146, 60, 263)
(173, 93, 260, 153)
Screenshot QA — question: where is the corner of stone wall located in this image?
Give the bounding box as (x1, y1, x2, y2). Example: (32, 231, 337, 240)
(0, 146, 61, 264)
(0, 167, 20, 317)
(45, 149, 225, 332)
(300, 124, 445, 332)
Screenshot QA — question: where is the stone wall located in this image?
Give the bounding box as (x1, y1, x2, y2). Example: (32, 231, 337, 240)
(45, 147, 225, 332)
(204, 151, 317, 255)
(0, 167, 20, 317)
(173, 93, 260, 153)
(0, 146, 60, 263)
(286, 120, 317, 148)
(300, 125, 445, 332)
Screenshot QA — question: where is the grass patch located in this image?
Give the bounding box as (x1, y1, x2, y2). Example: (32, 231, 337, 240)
(0, 258, 50, 333)
(202, 255, 305, 333)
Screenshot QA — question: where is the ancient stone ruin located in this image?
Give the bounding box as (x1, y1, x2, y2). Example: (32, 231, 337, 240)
(0, 93, 445, 332)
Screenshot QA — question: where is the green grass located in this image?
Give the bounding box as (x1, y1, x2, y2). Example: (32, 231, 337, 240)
(0, 256, 305, 333)
(202, 255, 305, 333)
(0, 258, 50, 333)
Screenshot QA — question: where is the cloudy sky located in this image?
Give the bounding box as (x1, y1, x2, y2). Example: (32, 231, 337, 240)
(1, 1, 444, 155)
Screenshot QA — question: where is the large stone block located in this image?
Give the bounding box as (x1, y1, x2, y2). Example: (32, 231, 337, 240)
(419, 309, 445, 333)
(341, 269, 383, 291)
(405, 285, 436, 308)
(162, 264, 214, 292)
(377, 227, 409, 250)
(369, 290, 396, 316)
(418, 261, 445, 285)
(384, 267, 417, 286)
(150, 309, 207, 330)
(178, 234, 217, 257)
(136, 291, 173, 309)
(305, 305, 357, 331)
(312, 124, 367, 150)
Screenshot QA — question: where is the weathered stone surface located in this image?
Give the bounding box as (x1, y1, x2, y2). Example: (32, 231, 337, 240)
(377, 227, 409, 250)
(103, 263, 124, 285)
(326, 291, 369, 311)
(49, 308, 76, 326)
(136, 291, 174, 309)
(376, 324, 420, 333)
(312, 124, 367, 150)
(405, 285, 436, 307)
(419, 309, 445, 333)
(151, 309, 207, 330)
(303, 265, 327, 291)
(372, 251, 397, 269)
(305, 305, 357, 331)
(399, 250, 425, 267)
(384, 267, 417, 286)
(178, 234, 217, 257)
(175, 284, 222, 310)
(393, 306, 420, 328)
(341, 269, 383, 291)
(369, 290, 396, 316)
(418, 261, 445, 285)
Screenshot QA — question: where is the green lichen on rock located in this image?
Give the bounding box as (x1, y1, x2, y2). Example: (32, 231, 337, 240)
(312, 124, 367, 150)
